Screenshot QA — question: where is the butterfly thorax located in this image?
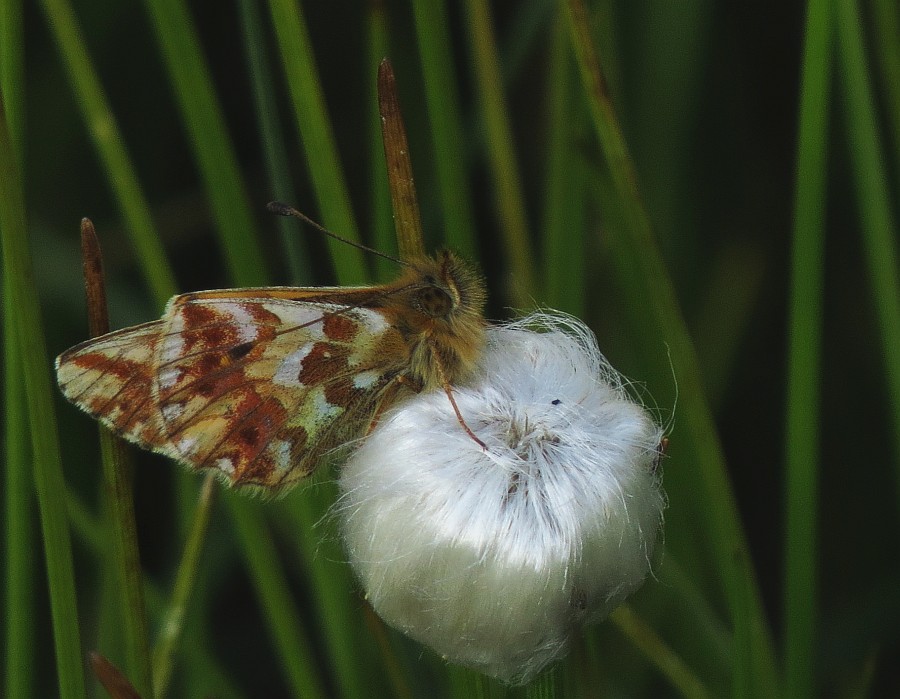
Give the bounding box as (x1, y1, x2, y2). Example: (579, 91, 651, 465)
(381, 250, 486, 392)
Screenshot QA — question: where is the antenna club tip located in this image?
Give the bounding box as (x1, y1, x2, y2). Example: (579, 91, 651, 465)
(266, 201, 294, 217)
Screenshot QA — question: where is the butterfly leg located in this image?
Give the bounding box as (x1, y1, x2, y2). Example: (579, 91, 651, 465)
(430, 357, 487, 450)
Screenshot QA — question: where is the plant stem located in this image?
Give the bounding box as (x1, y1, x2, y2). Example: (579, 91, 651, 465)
(783, 0, 832, 696)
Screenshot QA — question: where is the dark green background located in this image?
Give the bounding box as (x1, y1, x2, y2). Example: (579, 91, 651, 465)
(3, 0, 898, 696)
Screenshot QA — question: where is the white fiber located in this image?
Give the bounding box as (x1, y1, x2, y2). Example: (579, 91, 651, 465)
(336, 312, 665, 684)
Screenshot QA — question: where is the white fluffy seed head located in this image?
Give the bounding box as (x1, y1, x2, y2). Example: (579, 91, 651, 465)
(336, 312, 666, 684)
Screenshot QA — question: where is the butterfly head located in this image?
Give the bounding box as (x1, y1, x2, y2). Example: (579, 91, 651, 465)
(410, 250, 483, 315)
(388, 250, 487, 389)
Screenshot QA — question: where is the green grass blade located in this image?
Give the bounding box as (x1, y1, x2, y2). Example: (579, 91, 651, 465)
(177, 641, 246, 699)
(233, 14, 367, 687)
(0, 0, 24, 159)
(463, 0, 536, 302)
(37, 0, 178, 304)
(627, 0, 709, 263)
(657, 557, 734, 688)
(248, 10, 382, 689)
(141, 0, 268, 288)
(97, 386, 155, 699)
(281, 486, 375, 699)
(542, 16, 584, 317)
(561, 0, 779, 693)
(225, 495, 327, 699)
(783, 1, 832, 697)
(236, 0, 312, 285)
(561, 0, 645, 239)
(499, 0, 554, 87)
(447, 666, 505, 699)
(359, 605, 413, 699)
(153, 475, 217, 696)
(869, 0, 900, 186)
(692, 242, 766, 409)
(66, 489, 105, 553)
(144, 580, 245, 699)
(0, 101, 87, 699)
(610, 605, 711, 699)
(151, 468, 328, 699)
(836, 0, 900, 508)
(267, 0, 368, 285)
(411, 0, 479, 260)
(94, 547, 125, 678)
(4, 280, 34, 699)
(526, 667, 560, 699)
(2, 8, 34, 696)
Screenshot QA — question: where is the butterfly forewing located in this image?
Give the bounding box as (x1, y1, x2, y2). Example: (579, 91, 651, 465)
(58, 291, 411, 488)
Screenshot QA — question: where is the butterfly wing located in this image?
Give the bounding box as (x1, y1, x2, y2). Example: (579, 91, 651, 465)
(57, 291, 411, 489)
(56, 320, 170, 450)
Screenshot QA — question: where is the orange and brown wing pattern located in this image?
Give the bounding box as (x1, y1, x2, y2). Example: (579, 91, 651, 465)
(153, 295, 409, 488)
(56, 291, 411, 489)
(56, 320, 170, 451)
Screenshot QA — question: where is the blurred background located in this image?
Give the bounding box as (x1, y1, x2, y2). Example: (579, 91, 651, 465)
(3, 0, 899, 696)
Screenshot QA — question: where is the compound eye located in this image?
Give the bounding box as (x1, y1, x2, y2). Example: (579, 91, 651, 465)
(416, 285, 453, 317)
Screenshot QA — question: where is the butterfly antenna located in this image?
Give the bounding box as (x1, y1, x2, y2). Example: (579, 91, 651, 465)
(267, 201, 411, 268)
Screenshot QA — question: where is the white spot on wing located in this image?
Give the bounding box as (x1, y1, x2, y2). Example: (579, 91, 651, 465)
(216, 457, 234, 475)
(357, 308, 389, 334)
(311, 387, 343, 421)
(353, 370, 381, 390)
(262, 303, 390, 341)
(272, 439, 293, 471)
(263, 303, 328, 340)
(160, 332, 185, 364)
(159, 366, 182, 389)
(176, 435, 199, 456)
(273, 345, 313, 387)
(161, 403, 185, 422)
(218, 304, 258, 343)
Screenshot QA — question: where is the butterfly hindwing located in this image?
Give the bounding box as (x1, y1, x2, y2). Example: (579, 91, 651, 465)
(56, 320, 170, 451)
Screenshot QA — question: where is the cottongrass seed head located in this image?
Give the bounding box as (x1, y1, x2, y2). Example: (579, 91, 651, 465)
(336, 312, 666, 684)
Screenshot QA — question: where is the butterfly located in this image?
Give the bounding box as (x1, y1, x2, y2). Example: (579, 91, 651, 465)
(55, 204, 487, 491)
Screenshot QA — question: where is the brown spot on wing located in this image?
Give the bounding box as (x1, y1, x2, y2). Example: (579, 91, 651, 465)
(228, 342, 254, 361)
(323, 380, 354, 409)
(323, 313, 359, 342)
(297, 342, 351, 385)
(176, 304, 228, 353)
(237, 423, 261, 448)
(159, 301, 280, 404)
(187, 395, 298, 486)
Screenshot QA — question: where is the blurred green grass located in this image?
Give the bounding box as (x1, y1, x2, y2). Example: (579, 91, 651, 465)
(3, 0, 899, 697)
